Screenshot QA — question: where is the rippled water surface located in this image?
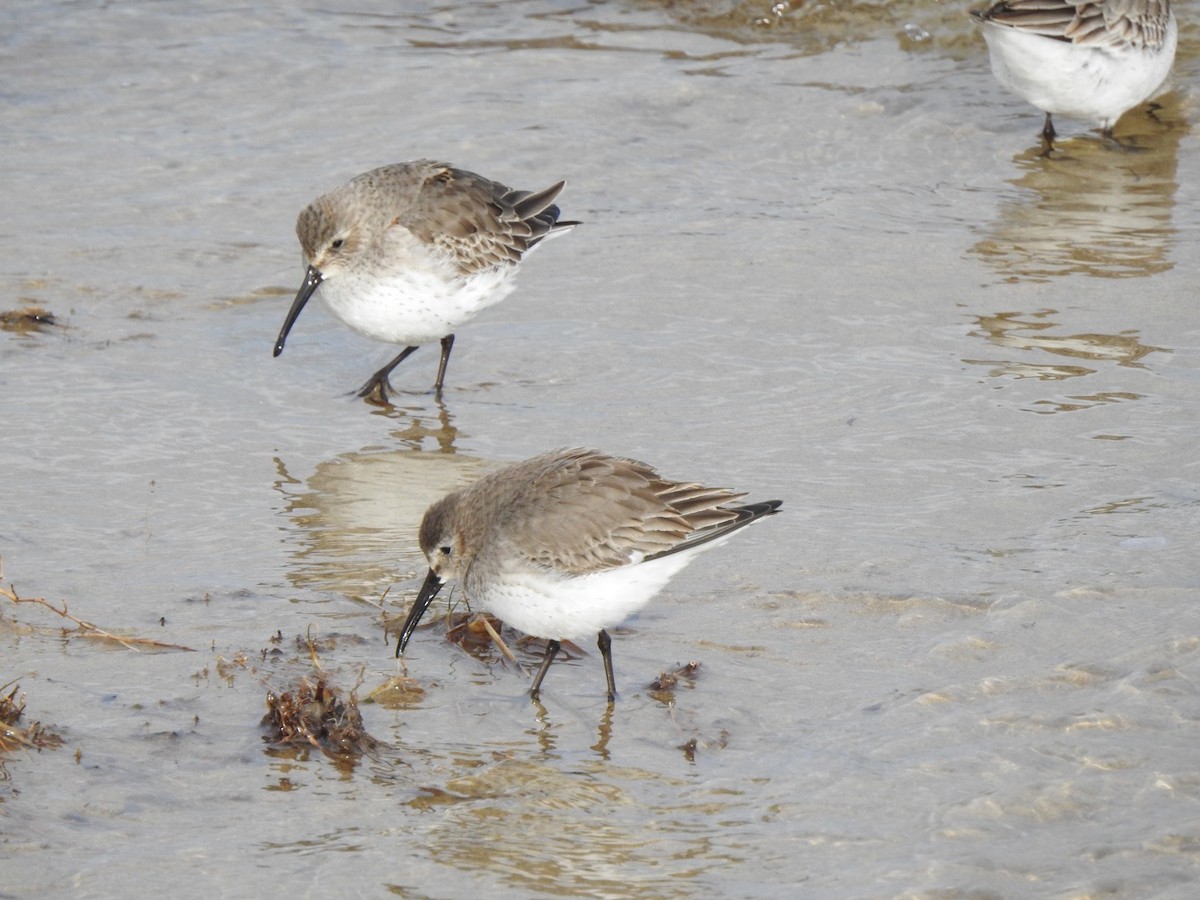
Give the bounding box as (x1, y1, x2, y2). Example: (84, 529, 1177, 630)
(3, 1, 1199, 896)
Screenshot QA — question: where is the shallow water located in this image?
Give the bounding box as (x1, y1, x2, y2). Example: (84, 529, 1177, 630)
(3, 1, 1199, 896)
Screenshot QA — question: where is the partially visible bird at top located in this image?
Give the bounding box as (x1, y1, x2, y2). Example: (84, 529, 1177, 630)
(971, 0, 1177, 149)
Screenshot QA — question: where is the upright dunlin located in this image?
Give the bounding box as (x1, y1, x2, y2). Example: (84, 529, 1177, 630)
(395, 448, 782, 702)
(972, 1, 1177, 147)
(273, 160, 575, 403)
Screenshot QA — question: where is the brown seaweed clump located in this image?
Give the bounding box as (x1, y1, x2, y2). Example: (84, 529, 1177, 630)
(261, 676, 380, 760)
(0, 683, 63, 755)
(388, 607, 513, 662)
(1, 683, 64, 794)
(647, 661, 703, 703)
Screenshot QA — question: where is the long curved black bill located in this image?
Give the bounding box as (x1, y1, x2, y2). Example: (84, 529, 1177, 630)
(395, 568, 445, 657)
(273, 265, 323, 357)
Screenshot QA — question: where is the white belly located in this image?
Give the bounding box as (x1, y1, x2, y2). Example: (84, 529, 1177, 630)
(466, 541, 729, 642)
(982, 24, 1177, 128)
(318, 266, 516, 346)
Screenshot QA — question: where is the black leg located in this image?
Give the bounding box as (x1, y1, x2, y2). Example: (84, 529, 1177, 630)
(1039, 112, 1057, 155)
(598, 629, 616, 702)
(530, 639, 561, 699)
(357, 345, 420, 403)
(433, 334, 455, 392)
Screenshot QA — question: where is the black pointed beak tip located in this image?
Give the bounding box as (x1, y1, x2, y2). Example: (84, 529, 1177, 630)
(395, 569, 445, 658)
(394, 623, 420, 659)
(273, 266, 323, 359)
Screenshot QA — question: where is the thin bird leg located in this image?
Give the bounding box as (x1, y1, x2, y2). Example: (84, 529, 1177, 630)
(433, 334, 455, 392)
(1040, 112, 1057, 153)
(356, 345, 420, 403)
(598, 628, 616, 703)
(530, 639, 561, 699)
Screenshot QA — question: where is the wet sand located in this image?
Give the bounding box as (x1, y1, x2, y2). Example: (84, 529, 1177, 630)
(3, 2, 1199, 896)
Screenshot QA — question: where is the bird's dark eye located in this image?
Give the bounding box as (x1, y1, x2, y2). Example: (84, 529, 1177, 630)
(331, 238, 345, 250)
(439, 545, 452, 557)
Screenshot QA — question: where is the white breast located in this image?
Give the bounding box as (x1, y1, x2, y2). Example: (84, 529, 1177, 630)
(470, 537, 736, 642)
(317, 265, 517, 346)
(981, 18, 1177, 128)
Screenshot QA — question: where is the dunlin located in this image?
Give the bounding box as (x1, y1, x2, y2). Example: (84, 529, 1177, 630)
(971, 0, 1177, 146)
(394, 448, 782, 701)
(273, 160, 575, 402)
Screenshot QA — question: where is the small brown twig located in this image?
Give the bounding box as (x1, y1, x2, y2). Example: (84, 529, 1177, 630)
(1, 582, 195, 653)
(303, 623, 325, 670)
(479, 616, 517, 664)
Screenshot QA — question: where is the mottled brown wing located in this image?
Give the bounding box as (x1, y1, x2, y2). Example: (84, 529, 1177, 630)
(397, 163, 568, 276)
(973, 1, 1079, 38)
(977, 1, 1171, 51)
(1068, 0, 1171, 49)
(1098, 0, 1173, 50)
(502, 449, 746, 575)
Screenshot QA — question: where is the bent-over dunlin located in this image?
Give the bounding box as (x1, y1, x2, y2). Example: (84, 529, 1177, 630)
(274, 160, 576, 402)
(395, 448, 782, 702)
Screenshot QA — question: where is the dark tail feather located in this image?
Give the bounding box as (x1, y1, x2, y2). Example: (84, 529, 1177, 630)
(645, 499, 782, 562)
(511, 181, 565, 222)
